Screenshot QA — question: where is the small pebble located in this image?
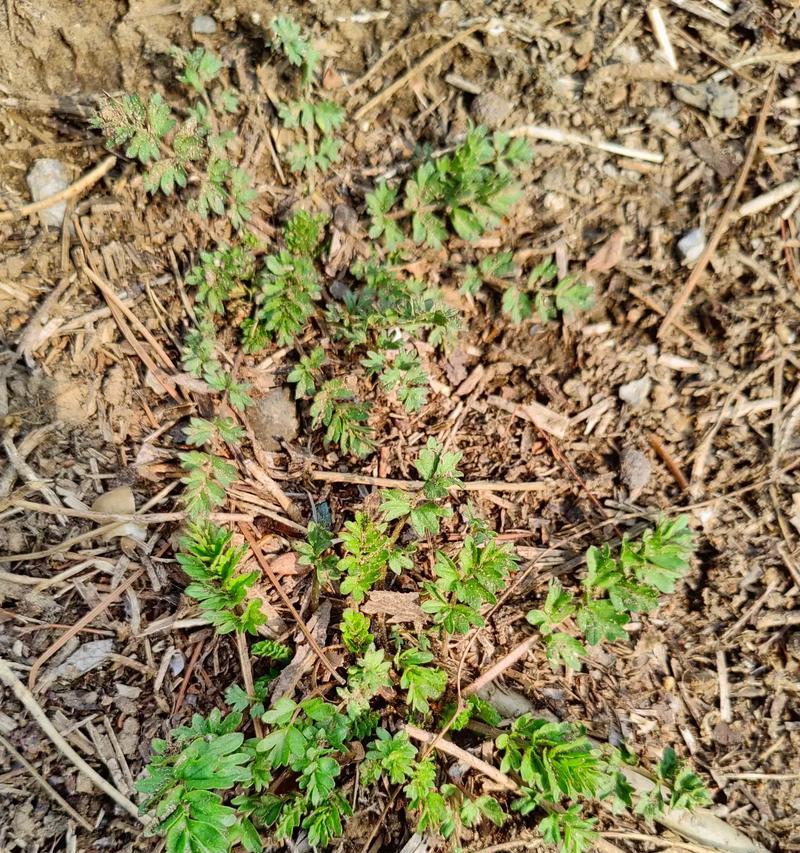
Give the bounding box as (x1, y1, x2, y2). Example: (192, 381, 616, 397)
(192, 14, 217, 34)
(620, 447, 651, 500)
(618, 375, 651, 407)
(673, 83, 709, 111)
(169, 650, 186, 676)
(438, 1, 462, 18)
(677, 228, 706, 265)
(673, 81, 738, 120)
(705, 81, 738, 120)
(470, 91, 513, 129)
(26, 159, 68, 228)
(333, 203, 358, 233)
(573, 30, 594, 55)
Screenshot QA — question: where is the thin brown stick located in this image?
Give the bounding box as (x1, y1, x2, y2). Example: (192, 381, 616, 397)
(172, 639, 205, 715)
(628, 286, 713, 356)
(347, 30, 440, 94)
(310, 470, 545, 493)
(466, 841, 544, 853)
(235, 631, 264, 738)
(602, 831, 734, 853)
(658, 72, 777, 337)
(0, 733, 94, 831)
(404, 724, 519, 791)
(0, 659, 143, 822)
(0, 155, 116, 223)
(463, 635, 538, 697)
(0, 480, 181, 564)
(27, 568, 144, 691)
(353, 22, 482, 121)
(647, 433, 689, 491)
(79, 262, 176, 372)
(239, 523, 344, 684)
(2, 498, 252, 525)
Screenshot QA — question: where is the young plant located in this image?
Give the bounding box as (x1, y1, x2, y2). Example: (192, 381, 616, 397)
(177, 523, 267, 634)
(93, 49, 257, 230)
(501, 258, 592, 324)
(179, 451, 238, 519)
(270, 17, 345, 174)
(395, 644, 447, 715)
(136, 709, 251, 853)
(462, 250, 517, 296)
(380, 437, 463, 536)
(337, 645, 392, 717)
(338, 512, 408, 601)
(422, 528, 518, 635)
(636, 747, 711, 818)
(527, 517, 696, 672)
(287, 346, 326, 398)
(340, 608, 373, 654)
(294, 521, 339, 587)
(186, 241, 258, 316)
(309, 379, 374, 458)
(243, 212, 326, 349)
(366, 125, 532, 249)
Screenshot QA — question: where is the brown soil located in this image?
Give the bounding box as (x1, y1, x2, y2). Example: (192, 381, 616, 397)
(1, 1, 799, 852)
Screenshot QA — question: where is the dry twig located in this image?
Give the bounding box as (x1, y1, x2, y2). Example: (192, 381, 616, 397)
(27, 568, 144, 691)
(0, 658, 143, 822)
(239, 523, 344, 684)
(0, 155, 116, 223)
(404, 724, 518, 791)
(353, 23, 483, 121)
(0, 733, 94, 831)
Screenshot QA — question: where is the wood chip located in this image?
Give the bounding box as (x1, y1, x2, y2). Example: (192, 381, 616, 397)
(488, 394, 570, 439)
(362, 591, 424, 623)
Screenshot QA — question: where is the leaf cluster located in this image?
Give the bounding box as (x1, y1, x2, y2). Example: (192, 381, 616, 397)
(137, 709, 250, 853)
(309, 379, 374, 458)
(243, 211, 325, 349)
(94, 50, 256, 230)
(367, 126, 531, 249)
(380, 437, 463, 536)
(502, 259, 593, 325)
(422, 530, 518, 635)
(636, 747, 711, 818)
(177, 523, 267, 634)
(185, 242, 257, 316)
(527, 517, 695, 672)
(496, 716, 601, 853)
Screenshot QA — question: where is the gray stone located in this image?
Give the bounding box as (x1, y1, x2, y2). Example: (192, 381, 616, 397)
(673, 81, 738, 120)
(620, 447, 651, 500)
(618, 375, 651, 407)
(470, 91, 513, 129)
(26, 159, 68, 228)
(677, 228, 706, 265)
(333, 203, 358, 233)
(192, 15, 217, 34)
(248, 387, 299, 451)
(705, 81, 738, 120)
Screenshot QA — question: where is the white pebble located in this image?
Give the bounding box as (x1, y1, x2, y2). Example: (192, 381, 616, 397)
(26, 159, 68, 228)
(619, 375, 651, 407)
(169, 650, 186, 676)
(677, 228, 706, 265)
(192, 15, 217, 34)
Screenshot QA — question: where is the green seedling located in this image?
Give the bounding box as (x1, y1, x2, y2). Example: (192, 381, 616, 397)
(367, 125, 532, 249)
(93, 48, 257, 230)
(270, 17, 345, 174)
(527, 517, 695, 672)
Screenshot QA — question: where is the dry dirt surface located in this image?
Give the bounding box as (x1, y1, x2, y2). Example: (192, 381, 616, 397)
(1, 1, 800, 852)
